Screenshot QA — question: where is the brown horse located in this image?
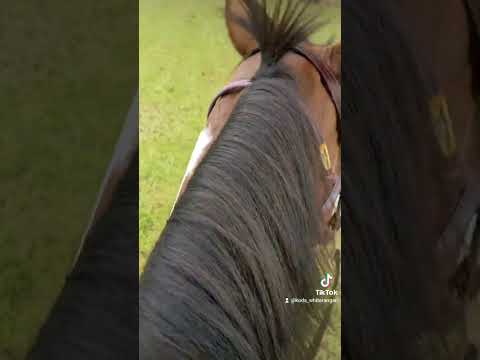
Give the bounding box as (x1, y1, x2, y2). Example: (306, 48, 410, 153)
(172, 0, 341, 236)
(140, 1, 340, 359)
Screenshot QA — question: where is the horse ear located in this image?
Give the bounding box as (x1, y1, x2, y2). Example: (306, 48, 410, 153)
(328, 43, 341, 79)
(225, 0, 258, 57)
(309, 42, 341, 80)
(324, 42, 341, 80)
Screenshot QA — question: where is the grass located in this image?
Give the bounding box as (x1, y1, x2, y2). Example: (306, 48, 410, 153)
(140, 0, 340, 358)
(140, 0, 241, 270)
(0, 2, 136, 359)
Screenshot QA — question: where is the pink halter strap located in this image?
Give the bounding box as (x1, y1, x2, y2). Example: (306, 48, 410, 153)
(207, 79, 252, 118)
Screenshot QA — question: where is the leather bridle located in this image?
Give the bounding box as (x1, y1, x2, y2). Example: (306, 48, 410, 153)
(207, 45, 341, 231)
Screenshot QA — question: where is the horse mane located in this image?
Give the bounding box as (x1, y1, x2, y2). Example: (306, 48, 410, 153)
(342, 1, 466, 358)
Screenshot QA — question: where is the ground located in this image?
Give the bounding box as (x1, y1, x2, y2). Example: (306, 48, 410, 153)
(0, 2, 136, 358)
(140, 0, 340, 358)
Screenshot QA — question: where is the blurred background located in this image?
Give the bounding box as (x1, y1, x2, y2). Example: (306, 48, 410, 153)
(0, 1, 136, 358)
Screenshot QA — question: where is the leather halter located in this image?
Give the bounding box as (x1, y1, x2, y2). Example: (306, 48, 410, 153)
(207, 45, 341, 230)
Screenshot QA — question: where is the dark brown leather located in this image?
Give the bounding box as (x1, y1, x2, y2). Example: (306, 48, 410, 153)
(292, 46, 342, 121)
(291, 46, 341, 231)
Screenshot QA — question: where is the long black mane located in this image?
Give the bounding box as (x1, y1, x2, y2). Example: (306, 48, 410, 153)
(140, 1, 334, 359)
(342, 1, 473, 359)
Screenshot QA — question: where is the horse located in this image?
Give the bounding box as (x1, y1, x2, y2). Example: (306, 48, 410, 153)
(342, 0, 480, 358)
(140, 1, 341, 359)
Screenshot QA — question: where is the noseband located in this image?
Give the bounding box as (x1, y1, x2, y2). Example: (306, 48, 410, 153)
(207, 46, 341, 231)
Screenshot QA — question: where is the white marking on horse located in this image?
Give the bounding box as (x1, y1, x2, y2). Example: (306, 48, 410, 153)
(186, 128, 212, 176)
(171, 127, 213, 213)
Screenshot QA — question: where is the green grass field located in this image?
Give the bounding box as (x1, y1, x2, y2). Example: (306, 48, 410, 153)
(140, 0, 340, 357)
(0, 2, 136, 358)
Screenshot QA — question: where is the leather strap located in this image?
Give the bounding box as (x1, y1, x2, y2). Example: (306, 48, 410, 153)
(291, 46, 341, 229)
(292, 46, 342, 120)
(207, 79, 252, 117)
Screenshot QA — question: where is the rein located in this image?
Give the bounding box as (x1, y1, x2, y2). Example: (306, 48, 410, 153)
(207, 46, 341, 231)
